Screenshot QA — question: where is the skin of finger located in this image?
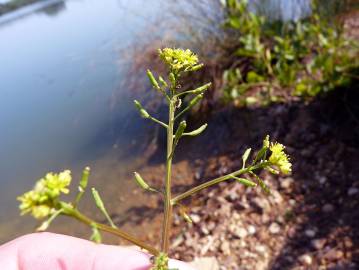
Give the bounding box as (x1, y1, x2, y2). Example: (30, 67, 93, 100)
(0, 233, 196, 270)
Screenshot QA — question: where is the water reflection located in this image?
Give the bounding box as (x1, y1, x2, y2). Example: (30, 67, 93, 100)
(0, 0, 166, 243)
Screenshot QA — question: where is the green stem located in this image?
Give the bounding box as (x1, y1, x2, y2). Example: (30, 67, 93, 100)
(64, 206, 159, 256)
(171, 162, 270, 205)
(149, 116, 168, 129)
(161, 99, 175, 253)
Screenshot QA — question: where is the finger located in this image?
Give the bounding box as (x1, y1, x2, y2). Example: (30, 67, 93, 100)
(0, 232, 151, 270)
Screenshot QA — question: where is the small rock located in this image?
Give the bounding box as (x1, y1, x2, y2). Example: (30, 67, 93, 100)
(269, 222, 281, 234)
(255, 244, 267, 254)
(281, 177, 294, 189)
(189, 257, 220, 270)
(289, 199, 296, 206)
(248, 225, 256, 235)
(220, 241, 231, 255)
(232, 227, 248, 239)
(305, 229, 316, 238)
(261, 213, 270, 223)
(201, 226, 210, 235)
(311, 238, 326, 250)
(323, 249, 343, 260)
(322, 204, 335, 213)
(348, 187, 359, 196)
(190, 214, 201, 224)
(299, 254, 313, 265)
(318, 176, 327, 184)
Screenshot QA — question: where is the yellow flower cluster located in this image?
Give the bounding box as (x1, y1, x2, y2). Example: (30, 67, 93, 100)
(17, 170, 71, 219)
(269, 143, 292, 174)
(158, 48, 199, 73)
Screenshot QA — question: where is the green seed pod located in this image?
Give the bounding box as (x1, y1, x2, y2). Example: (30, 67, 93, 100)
(79, 167, 90, 192)
(242, 148, 251, 168)
(182, 211, 193, 224)
(169, 72, 176, 87)
(266, 166, 279, 175)
(174, 121, 187, 143)
(189, 93, 204, 107)
(134, 100, 150, 118)
(158, 76, 168, 88)
(134, 172, 154, 192)
(189, 63, 204, 71)
(191, 82, 212, 94)
(91, 188, 105, 210)
(251, 173, 271, 195)
(184, 124, 207, 136)
(233, 177, 257, 187)
(146, 69, 160, 90)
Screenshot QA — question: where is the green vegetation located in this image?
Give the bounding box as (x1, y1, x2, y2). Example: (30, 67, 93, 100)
(222, 0, 359, 106)
(17, 48, 291, 269)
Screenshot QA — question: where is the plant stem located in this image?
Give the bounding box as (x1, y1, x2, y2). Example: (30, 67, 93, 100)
(149, 115, 168, 129)
(161, 99, 175, 253)
(66, 207, 159, 256)
(171, 162, 270, 205)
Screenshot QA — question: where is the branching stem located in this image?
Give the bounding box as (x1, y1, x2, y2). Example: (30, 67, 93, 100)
(171, 161, 270, 205)
(149, 116, 168, 129)
(64, 206, 159, 256)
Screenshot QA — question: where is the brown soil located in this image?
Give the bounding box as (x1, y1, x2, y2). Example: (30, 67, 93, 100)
(117, 86, 359, 270)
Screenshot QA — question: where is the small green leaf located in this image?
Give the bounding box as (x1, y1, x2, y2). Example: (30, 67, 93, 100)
(242, 148, 251, 168)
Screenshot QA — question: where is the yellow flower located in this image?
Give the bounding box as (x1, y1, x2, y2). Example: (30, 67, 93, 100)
(17, 170, 72, 219)
(158, 48, 199, 73)
(269, 142, 292, 174)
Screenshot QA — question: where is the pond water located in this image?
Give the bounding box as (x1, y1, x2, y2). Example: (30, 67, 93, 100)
(0, 0, 172, 243)
(0, 0, 357, 244)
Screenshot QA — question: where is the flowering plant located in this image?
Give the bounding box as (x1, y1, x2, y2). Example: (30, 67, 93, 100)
(18, 48, 291, 269)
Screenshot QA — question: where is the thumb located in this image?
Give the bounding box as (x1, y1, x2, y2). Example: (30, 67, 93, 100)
(0, 233, 196, 270)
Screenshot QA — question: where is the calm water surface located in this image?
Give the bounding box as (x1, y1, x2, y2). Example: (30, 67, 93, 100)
(0, 0, 168, 243)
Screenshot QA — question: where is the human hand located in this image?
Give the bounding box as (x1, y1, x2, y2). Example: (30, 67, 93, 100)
(0, 232, 195, 270)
